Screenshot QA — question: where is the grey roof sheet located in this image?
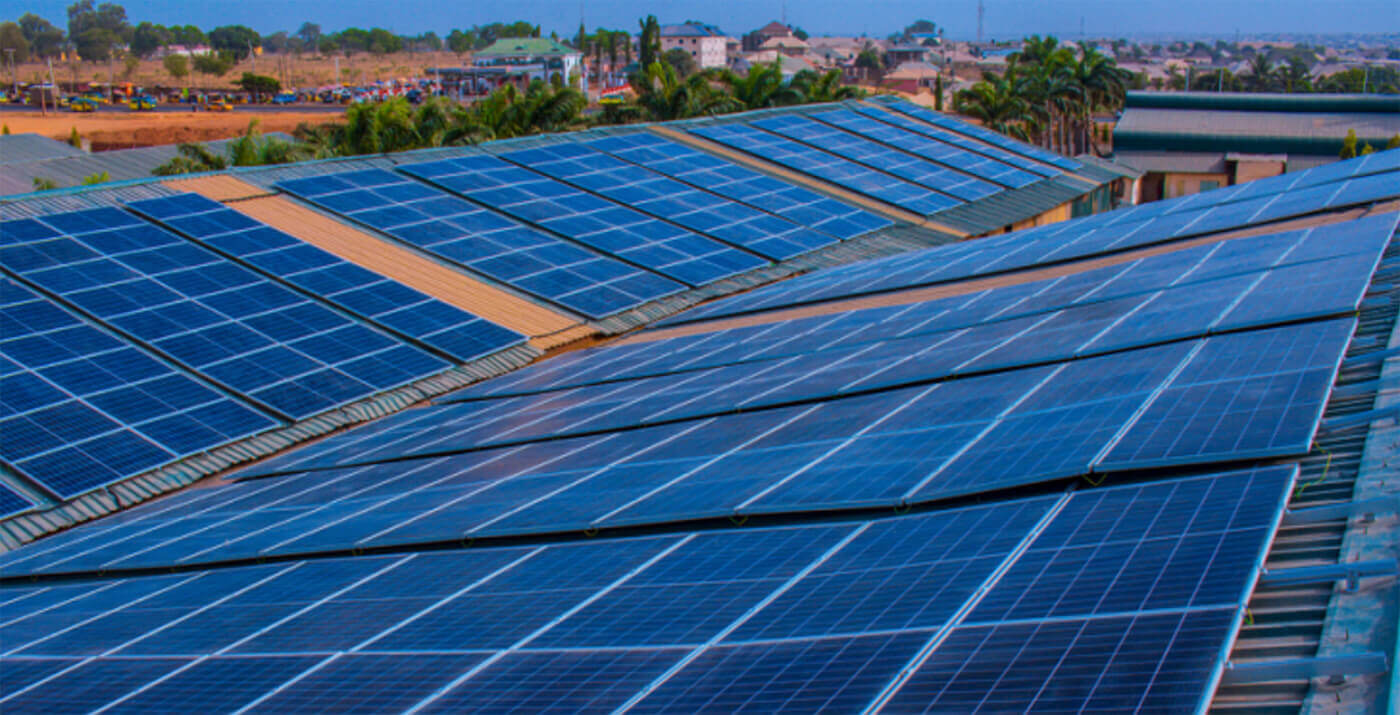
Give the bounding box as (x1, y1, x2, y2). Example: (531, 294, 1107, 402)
(0, 134, 87, 165)
(1115, 107, 1400, 144)
(1113, 150, 1229, 174)
(0, 133, 296, 197)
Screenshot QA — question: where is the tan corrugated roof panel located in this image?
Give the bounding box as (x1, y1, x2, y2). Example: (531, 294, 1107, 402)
(162, 175, 275, 202)
(228, 193, 587, 339)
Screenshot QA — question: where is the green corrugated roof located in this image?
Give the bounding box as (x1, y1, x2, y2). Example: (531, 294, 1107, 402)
(474, 37, 578, 57)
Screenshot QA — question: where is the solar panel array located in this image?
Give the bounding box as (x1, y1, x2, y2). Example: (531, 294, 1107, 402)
(667, 156, 1400, 323)
(0, 278, 277, 498)
(870, 95, 1083, 170)
(585, 132, 894, 240)
(689, 122, 965, 216)
(126, 193, 525, 363)
(498, 143, 841, 261)
(275, 169, 684, 319)
(0, 467, 1291, 713)
(849, 104, 1062, 178)
(398, 155, 770, 286)
(1, 208, 450, 421)
(3, 120, 1396, 711)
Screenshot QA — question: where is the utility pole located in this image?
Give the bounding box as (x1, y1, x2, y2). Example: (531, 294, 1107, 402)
(4, 48, 14, 98)
(977, 0, 985, 45)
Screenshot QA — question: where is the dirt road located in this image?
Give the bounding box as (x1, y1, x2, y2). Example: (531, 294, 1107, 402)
(0, 110, 340, 149)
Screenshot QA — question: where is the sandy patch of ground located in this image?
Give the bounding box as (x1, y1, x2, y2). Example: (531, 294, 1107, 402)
(1, 110, 338, 148)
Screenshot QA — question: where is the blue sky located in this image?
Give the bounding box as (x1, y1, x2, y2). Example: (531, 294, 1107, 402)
(14, 0, 1400, 39)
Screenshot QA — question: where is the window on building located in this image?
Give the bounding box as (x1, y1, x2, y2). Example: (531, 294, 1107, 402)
(1200, 180, 1220, 192)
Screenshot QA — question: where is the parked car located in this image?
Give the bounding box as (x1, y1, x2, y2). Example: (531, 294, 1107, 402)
(128, 95, 157, 111)
(271, 93, 297, 105)
(69, 96, 100, 112)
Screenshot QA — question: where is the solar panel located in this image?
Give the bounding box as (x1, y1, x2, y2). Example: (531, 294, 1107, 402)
(2, 209, 448, 421)
(871, 96, 1082, 170)
(499, 143, 840, 261)
(749, 114, 1003, 200)
(586, 132, 893, 240)
(812, 109, 1043, 187)
(274, 169, 683, 319)
(396, 156, 770, 286)
(0, 483, 33, 518)
(688, 123, 963, 216)
(125, 193, 526, 363)
(0, 278, 278, 498)
(850, 104, 1061, 178)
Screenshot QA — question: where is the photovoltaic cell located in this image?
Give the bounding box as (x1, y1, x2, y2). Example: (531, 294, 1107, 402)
(126, 193, 526, 362)
(0, 278, 277, 498)
(586, 132, 892, 240)
(0, 483, 34, 518)
(499, 143, 839, 260)
(397, 156, 770, 286)
(688, 123, 963, 215)
(812, 109, 1042, 187)
(750, 114, 1004, 200)
(1, 208, 448, 420)
(871, 95, 1082, 170)
(275, 169, 682, 319)
(850, 103, 1061, 177)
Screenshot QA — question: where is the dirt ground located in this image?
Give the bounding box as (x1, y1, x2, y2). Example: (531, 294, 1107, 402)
(0, 110, 339, 148)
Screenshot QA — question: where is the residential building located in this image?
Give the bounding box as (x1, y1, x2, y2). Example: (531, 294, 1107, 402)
(660, 23, 728, 69)
(472, 37, 585, 89)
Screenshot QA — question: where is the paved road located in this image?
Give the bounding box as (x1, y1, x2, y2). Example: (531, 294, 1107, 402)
(0, 103, 346, 115)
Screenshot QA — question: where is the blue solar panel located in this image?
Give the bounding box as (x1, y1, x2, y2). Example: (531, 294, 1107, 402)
(0, 482, 34, 518)
(274, 169, 682, 319)
(812, 109, 1043, 187)
(586, 132, 893, 240)
(253, 653, 490, 713)
(397, 156, 770, 286)
(500, 143, 840, 261)
(1098, 318, 1354, 470)
(749, 115, 1002, 201)
(0, 278, 278, 498)
(2, 208, 448, 421)
(418, 649, 682, 713)
(883, 609, 1237, 713)
(125, 193, 526, 363)
(688, 123, 963, 216)
(871, 95, 1082, 170)
(850, 104, 1062, 178)
(94, 654, 323, 712)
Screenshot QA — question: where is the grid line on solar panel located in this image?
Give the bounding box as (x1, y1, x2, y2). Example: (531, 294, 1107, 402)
(686, 123, 964, 216)
(0, 482, 35, 518)
(747, 115, 1003, 201)
(0, 278, 279, 499)
(585, 132, 894, 240)
(849, 104, 1062, 178)
(497, 143, 841, 261)
(273, 169, 684, 320)
(871, 96, 1082, 170)
(809, 109, 1044, 188)
(396, 156, 770, 286)
(1, 207, 450, 421)
(125, 193, 527, 364)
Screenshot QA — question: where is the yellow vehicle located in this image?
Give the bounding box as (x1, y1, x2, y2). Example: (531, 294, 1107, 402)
(201, 95, 233, 112)
(82, 90, 106, 104)
(128, 95, 157, 111)
(69, 97, 100, 112)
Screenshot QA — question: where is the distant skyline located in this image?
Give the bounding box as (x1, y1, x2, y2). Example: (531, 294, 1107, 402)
(14, 0, 1400, 40)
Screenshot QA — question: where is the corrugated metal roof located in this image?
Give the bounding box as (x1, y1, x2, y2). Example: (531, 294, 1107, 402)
(1114, 107, 1400, 156)
(0, 133, 87, 164)
(0, 133, 297, 196)
(1113, 150, 1229, 174)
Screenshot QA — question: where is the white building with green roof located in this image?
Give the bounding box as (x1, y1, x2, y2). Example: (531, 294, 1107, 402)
(472, 37, 585, 88)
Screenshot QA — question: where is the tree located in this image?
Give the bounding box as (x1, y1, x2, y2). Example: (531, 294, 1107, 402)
(0, 22, 29, 64)
(662, 47, 698, 78)
(955, 71, 1031, 139)
(69, 126, 82, 147)
(193, 52, 233, 77)
(1359, 142, 1375, 156)
(630, 62, 737, 121)
(786, 68, 862, 103)
(261, 31, 290, 54)
(129, 21, 168, 58)
(238, 72, 280, 99)
(854, 48, 883, 76)
(792, 27, 809, 41)
(367, 28, 402, 55)
(163, 52, 188, 82)
(152, 142, 228, 174)
(18, 13, 65, 59)
(317, 36, 338, 56)
(717, 62, 789, 110)
(1387, 134, 1400, 150)
(296, 22, 321, 46)
(1243, 54, 1276, 92)
(209, 25, 259, 61)
(32, 177, 59, 191)
(81, 171, 110, 185)
(122, 52, 139, 78)
(1339, 129, 1358, 159)
(446, 29, 472, 56)
(637, 15, 660, 67)
(168, 24, 204, 47)
(67, 0, 129, 62)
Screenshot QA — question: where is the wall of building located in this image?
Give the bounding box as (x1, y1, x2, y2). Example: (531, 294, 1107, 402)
(1233, 159, 1287, 185)
(1162, 171, 1230, 199)
(660, 36, 727, 68)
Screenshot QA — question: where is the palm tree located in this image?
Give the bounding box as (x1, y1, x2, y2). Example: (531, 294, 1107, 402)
(1244, 54, 1277, 92)
(715, 62, 790, 110)
(954, 71, 1031, 139)
(786, 69, 864, 103)
(1067, 46, 1130, 153)
(630, 61, 738, 120)
(1279, 59, 1311, 93)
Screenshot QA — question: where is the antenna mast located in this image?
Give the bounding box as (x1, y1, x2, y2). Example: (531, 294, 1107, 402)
(977, 0, 985, 44)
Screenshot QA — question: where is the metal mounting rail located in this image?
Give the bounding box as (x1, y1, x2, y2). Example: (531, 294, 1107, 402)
(1220, 653, 1390, 685)
(1259, 559, 1398, 592)
(1281, 496, 1400, 526)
